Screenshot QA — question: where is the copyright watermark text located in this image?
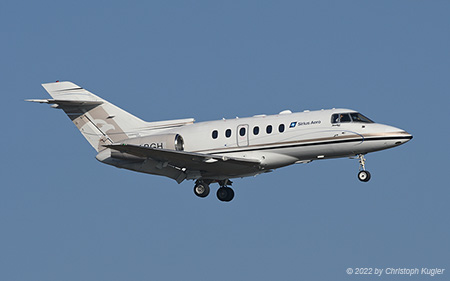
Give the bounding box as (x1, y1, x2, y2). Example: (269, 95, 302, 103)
(346, 267, 445, 277)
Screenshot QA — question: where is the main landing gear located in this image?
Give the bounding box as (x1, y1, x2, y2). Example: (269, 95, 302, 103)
(357, 154, 371, 182)
(193, 181, 210, 198)
(194, 179, 234, 202)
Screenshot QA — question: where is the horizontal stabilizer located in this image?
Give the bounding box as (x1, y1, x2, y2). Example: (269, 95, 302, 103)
(41, 81, 103, 102)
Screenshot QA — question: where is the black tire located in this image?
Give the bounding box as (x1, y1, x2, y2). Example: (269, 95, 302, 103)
(225, 187, 234, 201)
(194, 183, 210, 198)
(358, 170, 371, 182)
(217, 187, 234, 202)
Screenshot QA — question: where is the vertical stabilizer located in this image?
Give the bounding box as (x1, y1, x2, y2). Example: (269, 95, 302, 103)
(36, 81, 148, 151)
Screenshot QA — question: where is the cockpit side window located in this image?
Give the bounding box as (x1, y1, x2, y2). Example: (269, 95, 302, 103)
(331, 112, 374, 124)
(331, 114, 339, 123)
(340, 113, 351, 122)
(350, 113, 374, 123)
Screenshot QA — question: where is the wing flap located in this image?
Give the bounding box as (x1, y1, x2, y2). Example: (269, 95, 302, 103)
(26, 99, 104, 107)
(105, 144, 262, 178)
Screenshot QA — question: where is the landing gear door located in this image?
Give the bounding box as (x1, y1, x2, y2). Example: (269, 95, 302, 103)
(237, 124, 249, 147)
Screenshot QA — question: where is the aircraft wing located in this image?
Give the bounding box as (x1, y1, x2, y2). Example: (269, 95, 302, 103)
(105, 144, 262, 178)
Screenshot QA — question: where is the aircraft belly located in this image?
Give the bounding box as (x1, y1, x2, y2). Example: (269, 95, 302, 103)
(354, 138, 403, 154)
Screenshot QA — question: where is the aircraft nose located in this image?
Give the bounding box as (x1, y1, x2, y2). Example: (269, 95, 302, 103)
(403, 131, 413, 140)
(399, 130, 413, 144)
(388, 126, 413, 146)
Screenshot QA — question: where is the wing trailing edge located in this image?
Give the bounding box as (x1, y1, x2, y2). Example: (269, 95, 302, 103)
(105, 144, 263, 180)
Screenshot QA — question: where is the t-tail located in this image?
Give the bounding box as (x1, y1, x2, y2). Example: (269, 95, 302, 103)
(27, 81, 194, 152)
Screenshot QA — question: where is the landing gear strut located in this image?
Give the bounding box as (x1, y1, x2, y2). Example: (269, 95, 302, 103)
(357, 154, 371, 182)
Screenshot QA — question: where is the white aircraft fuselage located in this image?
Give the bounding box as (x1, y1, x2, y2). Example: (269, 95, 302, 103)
(30, 81, 412, 202)
(174, 109, 410, 171)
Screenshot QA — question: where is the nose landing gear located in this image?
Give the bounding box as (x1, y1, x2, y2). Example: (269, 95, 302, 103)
(357, 154, 371, 182)
(358, 170, 371, 182)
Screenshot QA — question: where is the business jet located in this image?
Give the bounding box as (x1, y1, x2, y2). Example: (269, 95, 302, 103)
(28, 81, 412, 202)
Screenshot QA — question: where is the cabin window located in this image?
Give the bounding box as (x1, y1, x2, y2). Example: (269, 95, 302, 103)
(212, 130, 218, 139)
(253, 126, 260, 135)
(279, 124, 285, 133)
(225, 129, 232, 138)
(266, 125, 273, 134)
(239, 127, 246, 136)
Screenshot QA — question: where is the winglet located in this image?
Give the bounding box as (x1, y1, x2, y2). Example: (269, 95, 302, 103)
(25, 99, 50, 103)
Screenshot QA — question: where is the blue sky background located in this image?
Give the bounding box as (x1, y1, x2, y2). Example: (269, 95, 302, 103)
(1, 1, 449, 280)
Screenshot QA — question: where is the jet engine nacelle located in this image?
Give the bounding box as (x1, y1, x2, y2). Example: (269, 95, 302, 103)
(110, 134, 184, 160)
(121, 133, 185, 151)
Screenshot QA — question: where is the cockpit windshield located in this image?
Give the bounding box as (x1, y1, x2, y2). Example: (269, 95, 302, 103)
(331, 113, 374, 124)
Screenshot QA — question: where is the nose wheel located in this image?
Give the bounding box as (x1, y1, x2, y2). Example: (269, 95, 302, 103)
(358, 170, 371, 182)
(357, 154, 371, 182)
